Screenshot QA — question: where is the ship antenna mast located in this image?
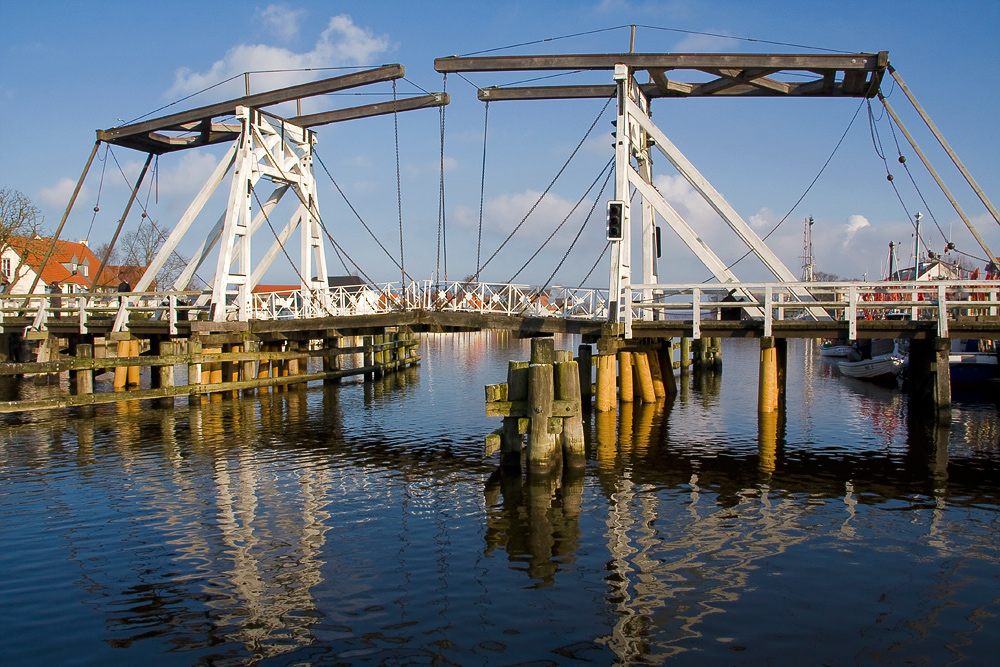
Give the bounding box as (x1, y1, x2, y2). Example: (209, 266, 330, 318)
(801, 216, 815, 281)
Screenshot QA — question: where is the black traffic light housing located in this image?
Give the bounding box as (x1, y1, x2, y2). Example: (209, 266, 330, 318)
(606, 200, 624, 240)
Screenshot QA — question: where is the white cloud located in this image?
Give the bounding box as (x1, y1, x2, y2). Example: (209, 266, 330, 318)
(259, 4, 305, 41)
(453, 189, 581, 241)
(39, 178, 90, 213)
(167, 14, 392, 99)
(843, 214, 870, 247)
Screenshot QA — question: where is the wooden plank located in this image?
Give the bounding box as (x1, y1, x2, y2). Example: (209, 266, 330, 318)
(485, 399, 579, 418)
(290, 93, 449, 127)
(98, 65, 405, 150)
(436, 53, 883, 73)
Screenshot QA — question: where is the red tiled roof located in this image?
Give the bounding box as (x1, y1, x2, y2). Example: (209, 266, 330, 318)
(7, 236, 121, 289)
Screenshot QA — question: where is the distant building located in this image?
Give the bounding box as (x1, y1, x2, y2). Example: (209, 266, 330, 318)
(888, 258, 961, 282)
(0, 236, 122, 295)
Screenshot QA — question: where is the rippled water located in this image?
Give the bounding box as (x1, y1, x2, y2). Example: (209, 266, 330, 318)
(1, 333, 998, 665)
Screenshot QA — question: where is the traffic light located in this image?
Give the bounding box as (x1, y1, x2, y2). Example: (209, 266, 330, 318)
(607, 200, 624, 240)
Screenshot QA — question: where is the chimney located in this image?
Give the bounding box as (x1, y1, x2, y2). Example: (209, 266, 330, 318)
(79, 239, 88, 247)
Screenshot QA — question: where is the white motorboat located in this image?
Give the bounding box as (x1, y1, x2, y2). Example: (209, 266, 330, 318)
(838, 339, 906, 383)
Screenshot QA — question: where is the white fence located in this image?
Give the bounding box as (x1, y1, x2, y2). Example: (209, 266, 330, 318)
(2, 279, 997, 339)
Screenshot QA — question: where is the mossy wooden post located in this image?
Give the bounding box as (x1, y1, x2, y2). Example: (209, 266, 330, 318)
(257, 343, 273, 392)
(679, 337, 691, 376)
(74, 343, 94, 396)
(555, 355, 586, 468)
(127, 339, 141, 387)
(242, 340, 258, 397)
(658, 340, 677, 395)
(363, 335, 374, 381)
(907, 337, 951, 424)
(156, 340, 175, 408)
(595, 354, 617, 412)
(324, 337, 341, 384)
(500, 360, 529, 468)
(618, 350, 634, 402)
(527, 338, 557, 470)
(577, 344, 592, 407)
(758, 336, 779, 414)
(710, 337, 724, 372)
(187, 339, 202, 404)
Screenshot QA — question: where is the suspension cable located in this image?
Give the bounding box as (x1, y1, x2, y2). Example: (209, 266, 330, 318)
(509, 156, 614, 283)
(708, 94, 869, 281)
(84, 144, 109, 244)
(525, 158, 615, 309)
(393, 80, 405, 284)
(437, 74, 448, 283)
(477, 94, 614, 276)
(313, 150, 404, 274)
(475, 100, 489, 280)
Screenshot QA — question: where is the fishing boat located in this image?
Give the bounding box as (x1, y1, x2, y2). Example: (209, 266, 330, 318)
(838, 339, 906, 383)
(950, 339, 999, 384)
(819, 340, 853, 357)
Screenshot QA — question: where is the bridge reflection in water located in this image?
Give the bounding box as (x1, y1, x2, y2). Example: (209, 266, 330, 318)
(0, 334, 998, 664)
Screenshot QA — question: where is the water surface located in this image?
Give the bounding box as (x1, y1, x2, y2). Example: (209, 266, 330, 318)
(1, 334, 998, 665)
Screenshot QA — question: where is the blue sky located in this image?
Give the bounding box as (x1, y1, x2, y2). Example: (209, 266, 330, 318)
(2, 1, 998, 287)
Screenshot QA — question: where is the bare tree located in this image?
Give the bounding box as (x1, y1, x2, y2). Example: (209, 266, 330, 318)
(0, 187, 48, 293)
(110, 216, 198, 289)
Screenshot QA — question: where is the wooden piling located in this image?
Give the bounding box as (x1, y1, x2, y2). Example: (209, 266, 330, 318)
(127, 339, 140, 387)
(577, 344, 592, 406)
(74, 343, 94, 396)
(156, 340, 174, 408)
(595, 354, 617, 412)
(618, 350, 634, 402)
(632, 351, 657, 403)
(555, 358, 585, 468)
(679, 337, 691, 375)
(527, 354, 557, 469)
(658, 341, 677, 395)
(907, 337, 951, 424)
(758, 336, 779, 413)
(500, 360, 529, 468)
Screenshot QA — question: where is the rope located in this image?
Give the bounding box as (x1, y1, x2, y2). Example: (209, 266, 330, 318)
(251, 184, 336, 317)
(475, 100, 489, 280)
(437, 74, 448, 283)
(577, 242, 611, 289)
(313, 150, 405, 275)
(509, 156, 614, 283)
(84, 144, 110, 244)
(711, 94, 869, 280)
(392, 80, 405, 284)
(477, 94, 614, 276)
(528, 159, 615, 304)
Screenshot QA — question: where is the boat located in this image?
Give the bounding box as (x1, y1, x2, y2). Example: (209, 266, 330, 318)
(819, 340, 853, 357)
(950, 339, 999, 384)
(838, 339, 906, 383)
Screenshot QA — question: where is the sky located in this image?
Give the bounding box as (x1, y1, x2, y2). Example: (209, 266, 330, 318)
(2, 0, 998, 290)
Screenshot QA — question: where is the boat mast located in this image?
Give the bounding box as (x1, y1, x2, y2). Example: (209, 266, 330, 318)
(913, 212, 922, 279)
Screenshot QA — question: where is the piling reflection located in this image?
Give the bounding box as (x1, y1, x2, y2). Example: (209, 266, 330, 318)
(483, 466, 585, 587)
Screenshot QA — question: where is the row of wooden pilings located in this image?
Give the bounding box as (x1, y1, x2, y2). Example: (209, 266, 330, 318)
(0, 329, 420, 413)
(485, 336, 722, 471)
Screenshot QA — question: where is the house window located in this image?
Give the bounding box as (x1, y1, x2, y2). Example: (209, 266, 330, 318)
(1, 257, 9, 279)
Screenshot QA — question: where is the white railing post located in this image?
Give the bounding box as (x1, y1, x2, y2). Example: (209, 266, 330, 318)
(168, 294, 178, 335)
(848, 284, 858, 341)
(692, 287, 701, 340)
(937, 283, 948, 338)
(78, 295, 88, 334)
(764, 286, 773, 338)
